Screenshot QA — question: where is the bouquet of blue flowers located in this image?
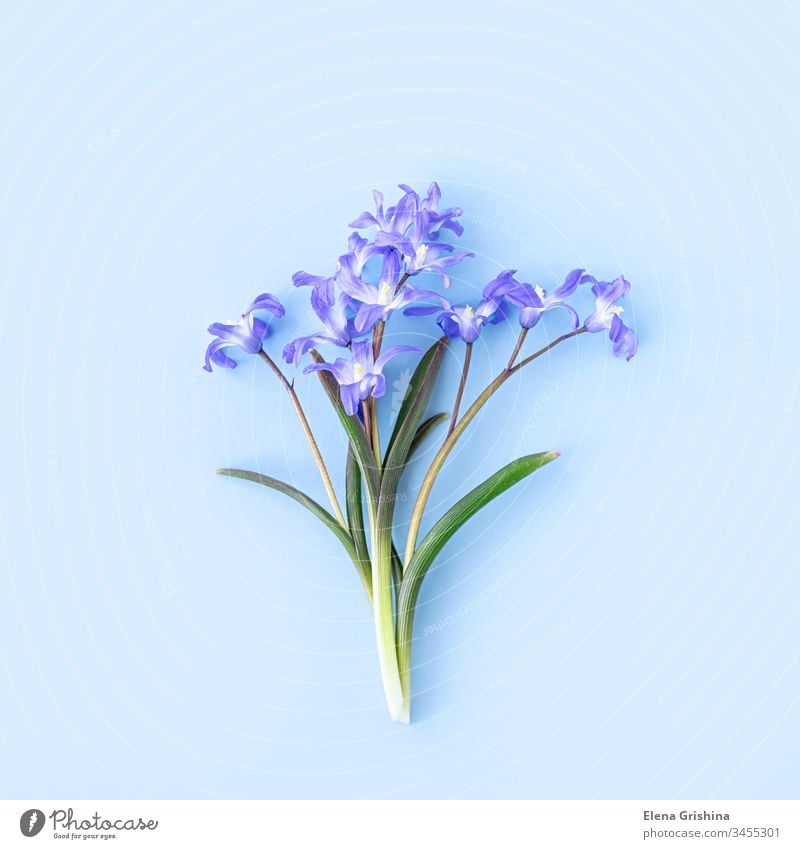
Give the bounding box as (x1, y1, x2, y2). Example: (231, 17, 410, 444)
(204, 182, 637, 723)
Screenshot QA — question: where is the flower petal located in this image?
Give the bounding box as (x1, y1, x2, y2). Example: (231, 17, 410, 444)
(353, 302, 386, 333)
(340, 382, 362, 415)
(203, 339, 237, 372)
(283, 333, 341, 366)
(374, 344, 420, 371)
(609, 314, 638, 360)
(245, 292, 285, 317)
(545, 301, 580, 329)
(554, 268, 584, 298)
(349, 211, 380, 229)
(483, 269, 520, 300)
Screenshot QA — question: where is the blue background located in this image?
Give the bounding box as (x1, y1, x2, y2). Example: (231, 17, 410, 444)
(1, 0, 798, 800)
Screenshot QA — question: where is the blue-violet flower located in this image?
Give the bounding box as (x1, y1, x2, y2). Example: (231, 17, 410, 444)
(203, 293, 285, 372)
(583, 275, 638, 360)
(303, 339, 419, 415)
(406, 295, 505, 344)
(498, 268, 583, 330)
(337, 249, 441, 333)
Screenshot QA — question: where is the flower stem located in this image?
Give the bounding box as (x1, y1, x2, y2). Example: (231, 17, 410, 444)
(258, 350, 348, 530)
(372, 511, 404, 721)
(506, 327, 528, 370)
(509, 326, 586, 374)
(362, 398, 373, 447)
(447, 342, 473, 438)
(372, 319, 385, 360)
(394, 271, 410, 294)
(370, 397, 381, 468)
(370, 318, 390, 470)
(402, 327, 585, 564)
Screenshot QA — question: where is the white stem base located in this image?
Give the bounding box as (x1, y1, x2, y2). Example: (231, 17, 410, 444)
(378, 652, 404, 721)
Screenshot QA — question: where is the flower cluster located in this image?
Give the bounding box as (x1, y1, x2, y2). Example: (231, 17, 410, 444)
(204, 181, 637, 399)
(203, 181, 640, 724)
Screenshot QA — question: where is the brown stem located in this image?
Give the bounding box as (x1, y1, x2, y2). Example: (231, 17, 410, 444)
(403, 326, 585, 564)
(447, 342, 473, 438)
(372, 319, 385, 361)
(361, 396, 373, 448)
(506, 327, 528, 370)
(509, 326, 587, 376)
(258, 350, 347, 529)
(369, 396, 381, 468)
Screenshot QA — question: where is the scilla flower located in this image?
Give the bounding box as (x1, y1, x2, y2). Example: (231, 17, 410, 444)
(437, 299, 504, 343)
(292, 234, 385, 305)
(583, 275, 638, 361)
(303, 339, 419, 415)
(283, 288, 359, 366)
(349, 187, 418, 240)
(396, 182, 464, 239)
(203, 293, 285, 371)
(501, 269, 584, 330)
(337, 249, 441, 333)
(399, 212, 474, 287)
(351, 183, 473, 287)
(406, 295, 505, 343)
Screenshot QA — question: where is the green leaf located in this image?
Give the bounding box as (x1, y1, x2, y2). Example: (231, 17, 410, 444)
(216, 468, 357, 562)
(391, 542, 403, 604)
(381, 338, 448, 502)
(400, 450, 559, 606)
(309, 352, 380, 513)
(385, 338, 449, 461)
(407, 412, 449, 461)
(395, 451, 560, 702)
(370, 337, 449, 721)
(345, 447, 372, 602)
(375, 338, 449, 614)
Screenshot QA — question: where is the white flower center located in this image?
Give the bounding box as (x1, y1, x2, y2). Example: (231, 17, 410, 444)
(378, 281, 393, 303)
(608, 305, 624, 316)
(353, 363, 366, 380)
(416, 243, 428, 263)
(464, 305, 475, 317)
(534, 285, 546, 299)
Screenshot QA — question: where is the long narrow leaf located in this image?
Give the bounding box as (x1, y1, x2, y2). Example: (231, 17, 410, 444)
(381, 338, 448, 501)
(407, 412, 449, 461)
(373, 337, 448, 720)
(395, 451, 560, 716)
(310, 352, 380, 511)
(216, 468, 358, 562)
(376, 338, 449, 621)
(391, 543, 403, 605)
(399, 451, 559, 611)
(345, 447, 372, 602)
(385, 337, 449, 460)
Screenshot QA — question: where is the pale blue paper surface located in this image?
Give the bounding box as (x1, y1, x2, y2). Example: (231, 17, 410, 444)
(1, 0, 797, 799)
